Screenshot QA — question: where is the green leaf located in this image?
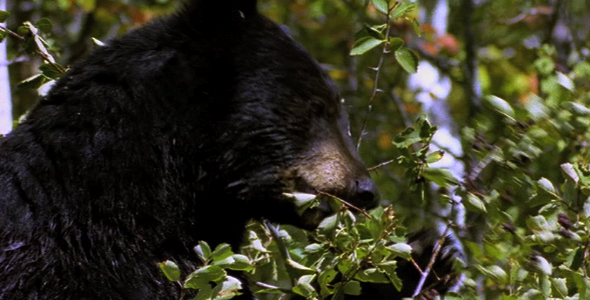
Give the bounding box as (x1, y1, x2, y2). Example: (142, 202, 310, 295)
(525, 94, 549, 121)
(389, 37, 404, 51)
(418, 117, 435, 139)
(354, 268, 389, 283)
(573, 272, 590, 299)
(254, 288, 283, 295)
(537, 177, 558, 197)
(195, 284, 213, 300)
(343, 280, 362, 295)
(284, 192, 320, 216)
(362, 24, 386, 40)
(563, 101, 590, 116)
(39, 63, 64, 80)
(556, 72, 574, 91)
(287, 259, 316, 274)
(337, 258, 355, 276)
(394, 47, 418, 74)
(211, 243, 234, 262)
(387, 243, 412, 260)
(372, 0, 389, 14)
(540, 274, 551, 298)
(35, 18, 53, 33)
(534, 56, 555, 75)
(305, 243, 322, 253)
(317, 214, 338, 235)
(213, 254, 253, 271)
(159, 260, 181, 282)
(184, 265, 226, 289)
(476, 265, 508, 285)
(17, 25, 30, 36)
(212, 276, 242, 300)
(292, 275, 318, 298)
(563, 180, 578, 209)
(391, 1, 417, 20)
(483, 95, 516, 120)
(571, 247, 584, 271)
(377, 260, 402, 291)
(551, 278, 568, 297)
(350, 36, 384, 56)
(531, 255, 552, 275)
(560, 163, 579, 183)
(247, 231, 268, 253)
(195, 241, 212, 263)
(443, 292, 464, 300)
(0, 10, 10, 23)
(422, 167, 459, 186)
(521, 289, 543, 300)
(392, 127, 421, 148)
(426, 150, 444, 163)
(318, 268, 338, 290)
(463, 192, 487, 213)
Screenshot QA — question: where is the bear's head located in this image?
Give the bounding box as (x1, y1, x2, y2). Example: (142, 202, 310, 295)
(183, 0, 380, 230)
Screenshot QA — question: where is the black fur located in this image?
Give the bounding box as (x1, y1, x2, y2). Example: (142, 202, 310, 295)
(0, 1, 379, 299)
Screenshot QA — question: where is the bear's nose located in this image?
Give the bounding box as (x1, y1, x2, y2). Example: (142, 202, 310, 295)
(353, 177, 380, 209)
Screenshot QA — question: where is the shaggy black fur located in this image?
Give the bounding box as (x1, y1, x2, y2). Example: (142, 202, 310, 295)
(0, 0, 379, 299)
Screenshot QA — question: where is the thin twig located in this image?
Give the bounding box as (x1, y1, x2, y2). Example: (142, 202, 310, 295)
(249, 280, 293, 294)
(355, 5, 394, 150)
(412, 224, 451, 297)
(0, 25, 25, 40)
(263, 220, 291, 262)
(367, 159, 396, 171)
(262, 220, 296, 287)
(410, 257, 424, 274)
(318, 191, 371, 218)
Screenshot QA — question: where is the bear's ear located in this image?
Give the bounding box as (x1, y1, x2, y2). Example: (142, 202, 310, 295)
(191, 0, 258, 14)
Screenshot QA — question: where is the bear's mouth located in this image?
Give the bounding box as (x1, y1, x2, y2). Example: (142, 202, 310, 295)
(280, 173, 355, 230)
(281, 191, 340, 230)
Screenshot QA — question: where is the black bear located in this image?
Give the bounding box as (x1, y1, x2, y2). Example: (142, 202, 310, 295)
(0, 0, 380, 299)
(0, 0, 461, 299)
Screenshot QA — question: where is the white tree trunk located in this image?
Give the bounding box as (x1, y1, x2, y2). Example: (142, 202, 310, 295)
(0, 0, 12, 135)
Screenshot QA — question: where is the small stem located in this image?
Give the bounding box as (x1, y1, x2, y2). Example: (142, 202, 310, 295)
(319, 191, 371, 218)
(367, 159, 395, 171)
(356, 4, 394, 150)
(263, 219, 297, 287)
(412, 225, 451, 297)
(249, 280, 293, 294)
(0, 25, 25, 40)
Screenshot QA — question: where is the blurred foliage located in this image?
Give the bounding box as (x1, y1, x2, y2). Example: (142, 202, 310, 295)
(2, 0, 590, 299)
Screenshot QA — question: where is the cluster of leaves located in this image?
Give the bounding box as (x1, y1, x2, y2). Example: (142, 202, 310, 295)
(0, 11, 65, 90)
(454, 45, 590, 299)
(159, 242, 250, 300)
(161, 204, 413, 300)
(393, 116, 456, 189)
(349, 0, 419, 74)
